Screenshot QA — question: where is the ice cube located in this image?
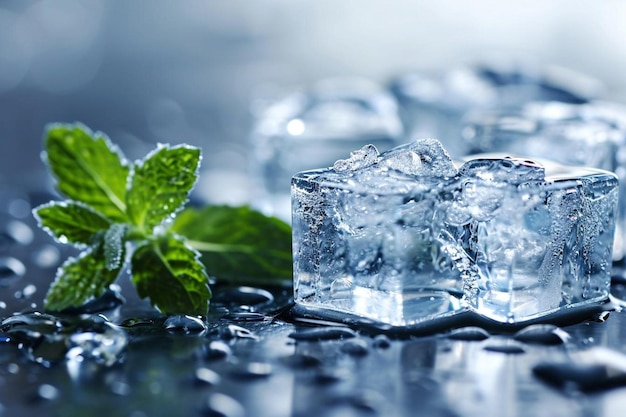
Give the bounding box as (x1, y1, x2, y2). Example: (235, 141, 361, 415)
(462, 101, 626, 261)
(292, 140, 618, 328)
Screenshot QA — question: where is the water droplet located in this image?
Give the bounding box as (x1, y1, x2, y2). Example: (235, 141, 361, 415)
(230, 361, 273, 379)
(313, 367, 349, 385)
(203, 341, 232, 361)
(7, 363, 19, 374)
(0, 256, 25, 286)
(533, 347, 626, 392)
(513, 324, 571, 345)
(483, 343, 526, 354)
(218, 324, 258, 340)
(1, 312, 62, 342)
(591, 311, 611, 322)
(27, 334, 67, 367)
(21, 284, 37, 299)
(325, 390, 382, 415)
(5, 220, 33, 245)
(194, 367, 221, 386)
(31, 245, 60, 268)
(120, 317, 159, 328)
(288, 326, 357, 341)
(66, 323, 128, 366)
(446, 326, 490, 341)
(341, 338, 369, 356)
(109, 380, 131, 396)
(37, 384, 59, 401)
(221, 312, 268, 322)
(8, 197, 30, 218)
(372, 334, 391, 349)
(203, 393, 245, 417)
(283, 353, 322, 369)
(164, 315, 207, 335)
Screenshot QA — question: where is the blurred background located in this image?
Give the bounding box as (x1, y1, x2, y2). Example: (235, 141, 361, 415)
(1, 0, 625, 206)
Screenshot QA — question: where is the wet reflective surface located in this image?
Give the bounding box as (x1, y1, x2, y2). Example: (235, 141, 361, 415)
(2, 191, 626, 417)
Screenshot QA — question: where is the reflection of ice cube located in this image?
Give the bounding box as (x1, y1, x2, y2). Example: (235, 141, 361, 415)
(249, 77, 402, 221)
(462, 101, 626, 261)
(292, 139, 618, 327)
(389, 63, 603, 158)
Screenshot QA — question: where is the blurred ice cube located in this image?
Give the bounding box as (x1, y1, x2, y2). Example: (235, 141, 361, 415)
(292, 139, 618, 327)
(249, 76, 403, 221)
(389, 63, 603, 159)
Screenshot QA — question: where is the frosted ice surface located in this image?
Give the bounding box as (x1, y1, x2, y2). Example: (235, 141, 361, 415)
(377, 138, 458, 177)
(333, 144, 379, 172)
(458, 157, 545, 184)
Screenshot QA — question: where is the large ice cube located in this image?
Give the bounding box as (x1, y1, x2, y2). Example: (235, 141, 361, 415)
(249, 76, 403, 221)
(462, 101, 626, 260)
(292, 139, 618, 327)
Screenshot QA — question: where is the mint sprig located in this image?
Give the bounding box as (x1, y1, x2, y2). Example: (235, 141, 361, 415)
(33, 122, 291, 316)
(35, 123, 208, 315)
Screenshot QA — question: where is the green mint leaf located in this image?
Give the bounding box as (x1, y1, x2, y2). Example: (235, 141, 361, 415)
(131, 235, 210, 316)
(33, 201, 111, 247)
(126, 145, 201, 231)
(44, 123, 130, 222)
(104, 224, 127, 271)
(45, 245, 122, 311)
(170, 205, 292, 286)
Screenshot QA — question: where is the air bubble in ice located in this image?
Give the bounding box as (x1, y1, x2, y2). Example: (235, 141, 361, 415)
(377, 138, 457, 177)
(333, 144, 379, 172)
